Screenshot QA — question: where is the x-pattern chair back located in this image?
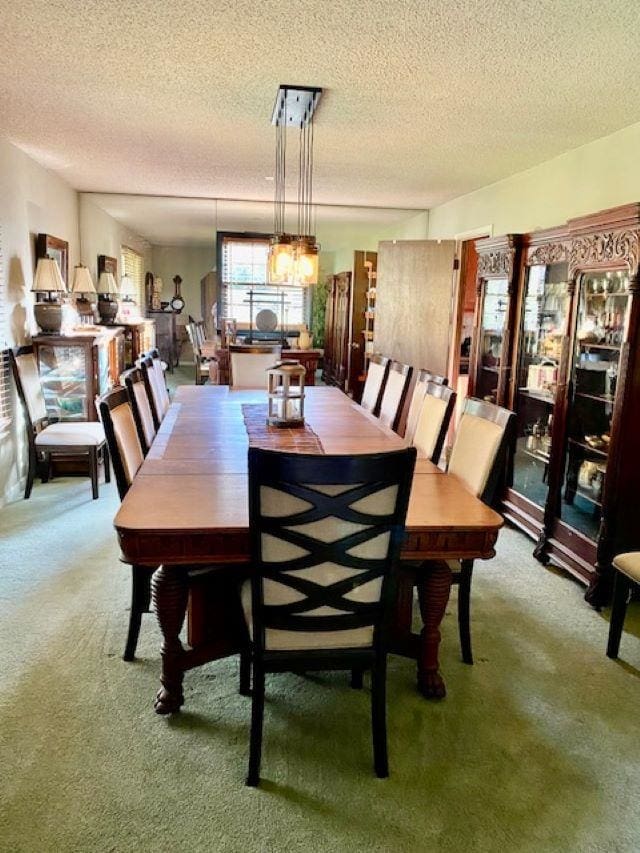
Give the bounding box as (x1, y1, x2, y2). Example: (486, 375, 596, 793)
(248, 447, 416, 651)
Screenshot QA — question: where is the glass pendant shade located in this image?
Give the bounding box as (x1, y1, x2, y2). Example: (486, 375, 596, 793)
(268, 235, 294, 283)
(293, 237, 319, 286)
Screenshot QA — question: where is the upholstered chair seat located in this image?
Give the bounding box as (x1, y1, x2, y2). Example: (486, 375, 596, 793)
(10, 346, 110, 499)
(35, 421, 105, 446)
(607, 552, 640, 661)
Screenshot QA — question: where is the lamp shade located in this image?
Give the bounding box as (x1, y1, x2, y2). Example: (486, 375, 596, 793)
(120, 274, 136, 297)
(32, 257, 66, 293)
(71, 263, 96, 295)
(97, 271, 119, 296)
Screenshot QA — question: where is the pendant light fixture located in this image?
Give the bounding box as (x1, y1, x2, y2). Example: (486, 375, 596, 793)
(268, 85, 322, 286)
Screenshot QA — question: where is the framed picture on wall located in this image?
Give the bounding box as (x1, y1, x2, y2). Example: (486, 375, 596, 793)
(97, 254, 118, 277)
(36, 233, 69, 285)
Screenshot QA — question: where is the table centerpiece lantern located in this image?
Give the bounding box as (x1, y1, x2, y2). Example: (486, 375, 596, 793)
(267, 360, 305, 427)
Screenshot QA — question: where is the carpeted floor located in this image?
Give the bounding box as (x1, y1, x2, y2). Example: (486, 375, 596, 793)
(1, 369, 640, 852)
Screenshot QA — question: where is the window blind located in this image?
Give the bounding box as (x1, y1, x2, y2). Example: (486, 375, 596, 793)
(220, 236, 309, 327)
(121, 245, 144, 306)
(0, 227, 13, 433)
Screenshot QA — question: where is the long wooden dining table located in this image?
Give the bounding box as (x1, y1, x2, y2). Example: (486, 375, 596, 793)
(114, 385, 503, 712)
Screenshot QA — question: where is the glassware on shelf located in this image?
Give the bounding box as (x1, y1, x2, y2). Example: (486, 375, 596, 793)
(512, 262, 569, 510)
(560, 269, 630, 540)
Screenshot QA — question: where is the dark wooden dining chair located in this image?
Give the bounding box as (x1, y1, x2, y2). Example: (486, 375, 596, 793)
(395, 397, 514, 693)
(122, 367, 156, 455)
(186, 322, 212, 386)
(606, 553, 640, 660)
(99, 387, 151, 661)
(10, 346, 109, 499)
(242, 445, 416, 787)
(140, 349, 170, 430)
(404, 368, 448, 443)
(360, 354, 390, 415)
(434, 398, 514, 664)
(411, 382, 457, 464)
(377, 361, 413, 432)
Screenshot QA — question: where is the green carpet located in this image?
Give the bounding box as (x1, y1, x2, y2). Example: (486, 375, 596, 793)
(1, 371, 640, 852)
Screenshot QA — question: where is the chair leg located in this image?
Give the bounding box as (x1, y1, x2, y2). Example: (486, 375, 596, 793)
(458, 559, 474, 665)
(350, 668, 364, 689)
(89, 448, 99, 499)
(103, 445, 111, 483)
(607, 572, 631, 659)
(24, 444, 37, 499)
(123, 565, 152, 662)
(239, 649, 252, 696)
(246, 665, 265, 787)
(41, 452, 50, 483)
(371, 654, 389, 778)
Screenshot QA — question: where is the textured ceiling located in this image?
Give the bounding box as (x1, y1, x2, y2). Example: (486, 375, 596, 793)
(85, 194, 419, 245)
(1, 0, 640, 209)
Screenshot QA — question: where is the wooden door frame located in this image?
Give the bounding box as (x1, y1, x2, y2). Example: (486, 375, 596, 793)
(447, 227, 492, 392)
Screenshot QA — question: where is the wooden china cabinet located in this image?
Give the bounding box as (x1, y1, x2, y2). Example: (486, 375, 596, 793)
(504, 204, 640, 606)
(503, 226, 571, 543)
(322, 250, 377, 397)
(469, 235, 523, 406)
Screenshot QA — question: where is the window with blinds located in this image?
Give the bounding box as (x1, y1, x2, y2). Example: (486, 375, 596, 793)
(219, 235, 309, 327)
(0, 228, 12, 434)
(120, 246, 144, 306)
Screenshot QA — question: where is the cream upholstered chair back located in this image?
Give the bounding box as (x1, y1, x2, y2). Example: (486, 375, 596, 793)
(404, 369, 448, 443)
(99, 388, 144, 500)
(244, 447, 416, 652)
(448, 398, 514, 501)
(140, 351, 169, 429)
(13, 350, 48, 425)
(412, 382, 457, 464)
(122, 367, 156, 454)
(360, 354, 390, 414)
(378, 361, 413, 432)
(229, 344, 281, 389)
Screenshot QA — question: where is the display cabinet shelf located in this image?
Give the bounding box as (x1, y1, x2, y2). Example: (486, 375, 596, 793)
(502, 204, 640, 606)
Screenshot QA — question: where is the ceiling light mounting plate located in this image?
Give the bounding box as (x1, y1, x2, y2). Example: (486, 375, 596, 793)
(272, 85, 323, 128)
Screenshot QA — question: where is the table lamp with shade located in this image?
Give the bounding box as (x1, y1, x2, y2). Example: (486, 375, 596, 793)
(71, 263, 97, 321)
(32, 256, 67, 333)
(96, 271, 119, 324)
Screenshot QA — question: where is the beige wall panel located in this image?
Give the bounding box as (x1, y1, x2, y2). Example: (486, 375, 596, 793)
(374, 240, 456, 378)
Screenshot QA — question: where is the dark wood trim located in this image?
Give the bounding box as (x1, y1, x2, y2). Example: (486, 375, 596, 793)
(35, 233, 69, 285)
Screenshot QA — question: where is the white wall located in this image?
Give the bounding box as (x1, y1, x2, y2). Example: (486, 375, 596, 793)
(150, 245, 215, 324)
(326, 211, 429, 275)
(0, 140, 80, 505)
(79, 196, 152, 287)
(428, 121, 640, 239)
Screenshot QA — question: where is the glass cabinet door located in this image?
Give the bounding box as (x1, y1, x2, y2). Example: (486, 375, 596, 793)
(476, 277, 509, 402)
(512, 262, 569, 508)
(560, 270, 631, 540)
(36, 344, 89, 420)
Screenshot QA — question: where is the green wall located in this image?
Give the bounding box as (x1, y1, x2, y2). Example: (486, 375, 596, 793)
(427, 121, 640, 239)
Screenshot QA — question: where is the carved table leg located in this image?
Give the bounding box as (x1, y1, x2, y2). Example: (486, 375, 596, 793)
(152, 565, 189, 714)
(416, 560, 453, 699)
